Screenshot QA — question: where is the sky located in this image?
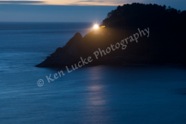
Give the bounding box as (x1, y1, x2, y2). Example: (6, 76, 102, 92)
(0, 0, 185, 22)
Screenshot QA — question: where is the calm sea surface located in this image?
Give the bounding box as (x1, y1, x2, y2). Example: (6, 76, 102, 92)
(0, 23, 186, 124)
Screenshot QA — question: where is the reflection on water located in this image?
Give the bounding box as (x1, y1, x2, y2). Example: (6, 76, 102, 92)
(81, 66, 109, 124)
(87, 66, 107, 106)
(1, 65, 186, 124)
(88, 84, 106, 106)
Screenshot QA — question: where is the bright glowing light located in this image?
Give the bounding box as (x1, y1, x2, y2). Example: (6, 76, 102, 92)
(92, 23, 100, 30)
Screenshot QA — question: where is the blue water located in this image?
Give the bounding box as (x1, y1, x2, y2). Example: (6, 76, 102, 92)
(0, 23, 186, 124)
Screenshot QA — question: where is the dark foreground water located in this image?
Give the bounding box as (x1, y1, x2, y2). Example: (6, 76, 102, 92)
(0, 23, 186, 124)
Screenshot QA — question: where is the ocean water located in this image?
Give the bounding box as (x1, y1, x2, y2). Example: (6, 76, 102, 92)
(0, 23, 186, 124)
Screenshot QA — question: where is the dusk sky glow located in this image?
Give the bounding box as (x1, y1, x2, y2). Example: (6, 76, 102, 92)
(0, 0, 185, 22)
(0, 0, 185, 7)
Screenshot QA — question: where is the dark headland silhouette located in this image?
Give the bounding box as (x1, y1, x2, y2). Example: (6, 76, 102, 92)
(37, 3, 186, 68)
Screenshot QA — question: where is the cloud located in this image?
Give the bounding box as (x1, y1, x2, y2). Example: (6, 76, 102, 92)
(0, 0, 44, 4)
(0, 0, 185, 10)
(72, 0, 123, 6)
